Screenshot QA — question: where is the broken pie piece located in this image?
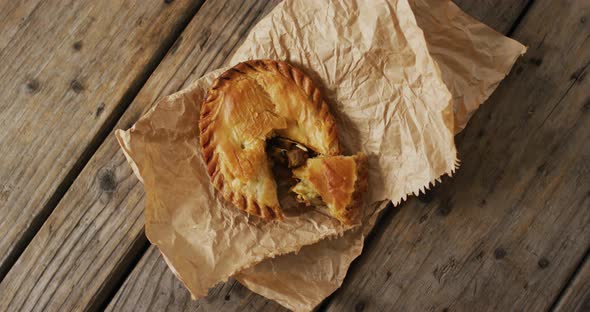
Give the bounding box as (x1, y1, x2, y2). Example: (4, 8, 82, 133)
(291, 153, 368, 225)
(199, 60, 340, 221)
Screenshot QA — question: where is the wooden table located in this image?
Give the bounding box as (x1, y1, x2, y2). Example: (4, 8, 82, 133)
(0, 0, 588, 311)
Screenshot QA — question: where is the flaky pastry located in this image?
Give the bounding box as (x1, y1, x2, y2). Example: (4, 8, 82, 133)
(199, 60, 340, 220)
(292, 154, 368, 225)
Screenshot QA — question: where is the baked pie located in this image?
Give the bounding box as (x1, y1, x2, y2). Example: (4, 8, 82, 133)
(199, 59, 367, 224)
(292, 153, 368, 225)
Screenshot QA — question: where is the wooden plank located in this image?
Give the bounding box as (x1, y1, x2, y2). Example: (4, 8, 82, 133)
(554, 254, 590, 312)
(0, 0, 203, 280)
(0, 0, 281, 311)
(105, 1, 533, 311)
(324, 0, 590, 311)
(452, 0, 532, 34)
(106, 246, 286, 312)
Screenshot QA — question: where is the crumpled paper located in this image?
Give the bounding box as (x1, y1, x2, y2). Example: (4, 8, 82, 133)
(409, 0, 526, 133)
(115, 0, 525, 311)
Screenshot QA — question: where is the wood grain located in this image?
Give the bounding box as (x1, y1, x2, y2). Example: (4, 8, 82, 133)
(0, 0, 281, 311)
(324, 0, 590, 311)
(105, 1, 534, 311)
(554, 254, 590, 312)
(106, 246, 286, 312)
(0, 0, 203, 280)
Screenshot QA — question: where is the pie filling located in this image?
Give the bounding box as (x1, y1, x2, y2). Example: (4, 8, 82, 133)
(265, 136, 312, 211)
(266, 136, 367, 224)
(266, 136, 316, 168)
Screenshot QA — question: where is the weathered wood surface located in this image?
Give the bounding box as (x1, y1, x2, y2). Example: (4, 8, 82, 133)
(0, 0, 203, 281)
(106, 245, 286, 312)
(452, 0, 531, 34)
(324, 0, 590, 311)
(105, 1, 536, 311)
(555, 254, 590, 312)
(0, 0, 280, 311)
(3, 0, 589, 311)
(104, 3, 283, 311)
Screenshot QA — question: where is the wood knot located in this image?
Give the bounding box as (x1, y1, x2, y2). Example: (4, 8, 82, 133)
(25, 79, 40, 94)
(354, 301, 365, 312)
(98, 169, 117, 193)
(529, 57, 543, 66)
(224, 294, 230, 301)
(494, 247, 506, 260)
(418, 214, 428, 224)
(538, 257, 550, 269)
(476, 129, 485, 138)
(433, 257, 457, 283)
(536, 163, 547, 175)
(73, 40, 83, 51)
(164, 0, 173, 3)
(95, 103, 105, 118)
(437, 198, 452, 217)
(0, 187, 11, 202)
(70, 80, 84, 93)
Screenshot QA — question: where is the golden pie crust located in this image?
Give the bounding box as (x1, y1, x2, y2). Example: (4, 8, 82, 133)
(199, 60, 341, 221)
(292, 153, 368, 225)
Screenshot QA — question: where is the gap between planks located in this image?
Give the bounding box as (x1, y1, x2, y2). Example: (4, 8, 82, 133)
(0, 0, 205, 283)
(546, 52, 590, 312)
(323, 0, 590, 310)
(101, 1, 286, 310)
(0, 1, 283, 311)
(551, 247, 590, 311)
(318, 0, 537, 310)
(507, 0, 536, 37)
(79, 2, 212, 308)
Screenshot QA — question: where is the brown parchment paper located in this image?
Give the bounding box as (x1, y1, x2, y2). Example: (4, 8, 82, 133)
(231, 1, 526, 310)
(410, 0, 527, 133)
(115, 0, 525, 311)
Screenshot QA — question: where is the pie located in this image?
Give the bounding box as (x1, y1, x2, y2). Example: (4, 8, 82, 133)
(292, 154, 368, 225)
(199, 59, 366, 224)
